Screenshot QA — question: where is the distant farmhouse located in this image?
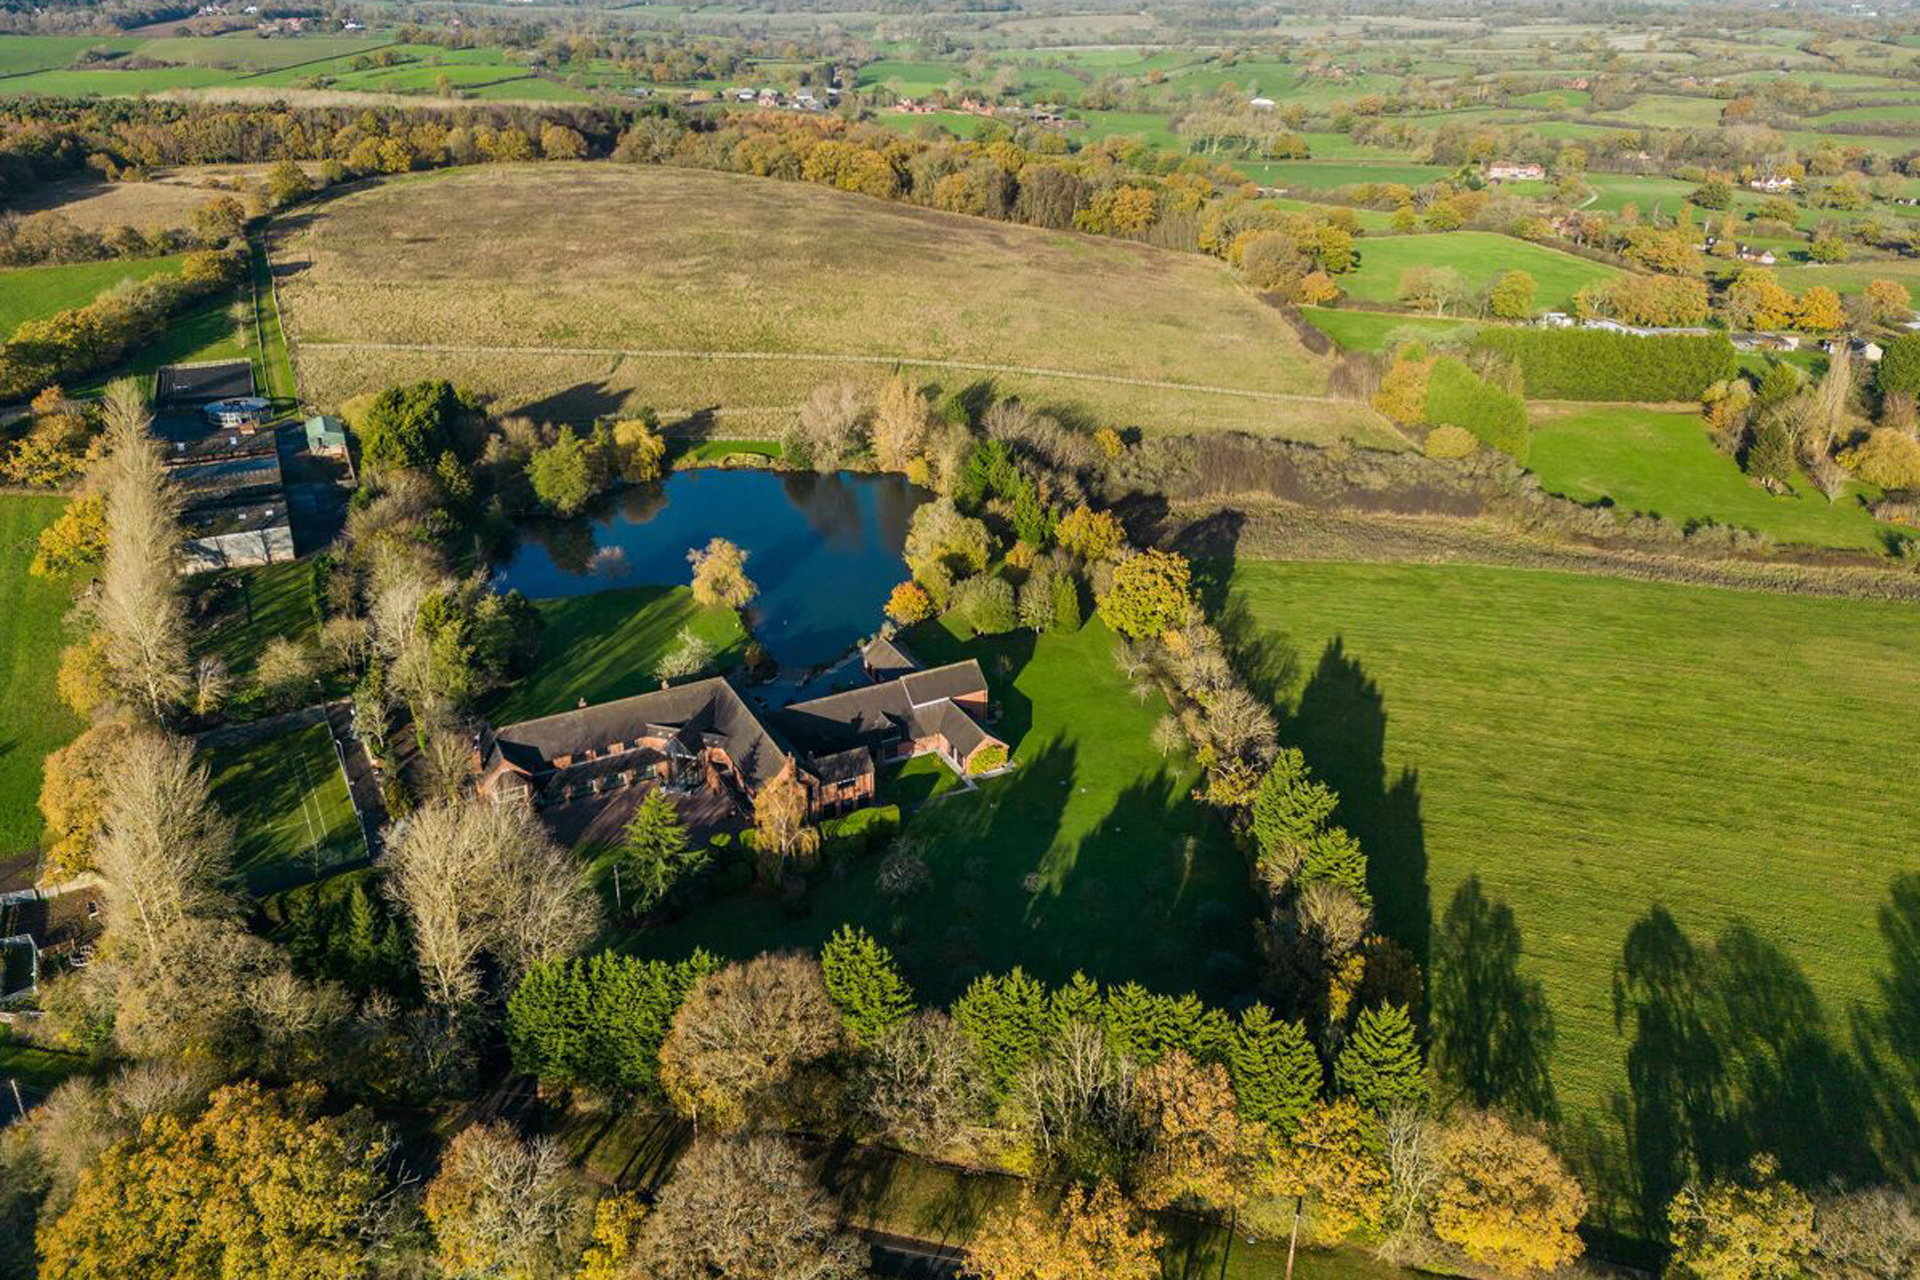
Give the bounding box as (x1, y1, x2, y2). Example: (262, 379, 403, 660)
(476, 637, 1006, 829)
(1749, 174, 1797, 193)
(153, 361, 295, 572)
(1485, 161, 1546, 182)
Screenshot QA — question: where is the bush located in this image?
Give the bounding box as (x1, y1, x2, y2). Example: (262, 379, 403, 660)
(1473, 329, 1735, 401)
(1423, 424, 1480, 459)
(951, 574, 1017, 635)
(819, 805, 902, 861)
(1879, 333, 1920, 399)
(1424, 357, 1529, 462)
(1841, 428, 1920, 491)
(968, 745, 1009, 775)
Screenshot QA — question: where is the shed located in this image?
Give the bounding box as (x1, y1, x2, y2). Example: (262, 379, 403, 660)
(305, 414, 349, 457)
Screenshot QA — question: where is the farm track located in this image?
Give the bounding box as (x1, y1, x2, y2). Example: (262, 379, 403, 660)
(294, 340, 1360, 407)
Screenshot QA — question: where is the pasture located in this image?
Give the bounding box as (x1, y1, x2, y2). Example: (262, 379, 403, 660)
(0, 255, 187, 335)
(1527, 403, 1903, 552)
(274, 164, 1400, 446)
(1298, 307, 1486, 352)
(1340, 232, 1620, 310)
(1230, 558, 1920, 1239)
(633, 614, 1260, 1007)
(0, 496, 84, 860)
(3, 164, 297, 230)
(1253, 159, 1452, 190)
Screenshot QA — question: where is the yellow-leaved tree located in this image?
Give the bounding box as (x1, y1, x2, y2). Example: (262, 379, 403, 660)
(961, 1180, 1162, 1280)
(1427, 1111, 1587, 1275)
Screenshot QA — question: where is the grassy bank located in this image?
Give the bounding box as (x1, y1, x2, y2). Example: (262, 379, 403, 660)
(0, 495, 85, 860)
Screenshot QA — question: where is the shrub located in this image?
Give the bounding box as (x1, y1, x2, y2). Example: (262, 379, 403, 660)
(819, 805, 901, 861)
(1424, 357, 1529, 462)
(1473, 329, 1736, 401)
(951, 574, 1017, 635)
(1422, 424, 1479, 460)
(968, 744, 1009, 775)
(1841, 428, 1920, 491)
(1879, 333, 1920, 399)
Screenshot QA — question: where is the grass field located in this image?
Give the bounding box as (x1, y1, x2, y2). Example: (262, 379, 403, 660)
(633, 614, 1259, 1007)
(1250, 159, 1453, 191)
(0, 34, 143, 75)
(192, 559, 320, 680)
(485, 586, 748, 725)
(0, 255, 187, 335)
(275, 164, 1398, 445)
(1298, 306, 1486, 352)
(4, 163, 306, 231)
(1340, 232, 1620, 310)
(0, 496, 85, 860)
(1229, 559, 1920, 1242)
(1528, 404, 1902, 552)
(205, 721, 364, 895)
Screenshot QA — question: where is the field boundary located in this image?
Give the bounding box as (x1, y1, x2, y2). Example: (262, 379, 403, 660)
(295, 340, 1359, 407)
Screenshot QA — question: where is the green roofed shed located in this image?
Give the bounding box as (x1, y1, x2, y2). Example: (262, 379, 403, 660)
(304, 414, 348, 457)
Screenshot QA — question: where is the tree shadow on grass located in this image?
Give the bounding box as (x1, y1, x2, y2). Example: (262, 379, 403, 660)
(1608, 892, 1917, 1244)
(1278, 637, 1432, 975)
(1430, 876, 1559, 1124)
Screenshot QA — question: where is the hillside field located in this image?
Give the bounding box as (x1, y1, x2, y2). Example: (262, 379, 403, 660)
(0, 255, 188, 334)
(1230, 559, 1920, 1237)
(1340, 231, 1621, 310)
(275, 164, 1396, 445)
(0, 496, 85, 861)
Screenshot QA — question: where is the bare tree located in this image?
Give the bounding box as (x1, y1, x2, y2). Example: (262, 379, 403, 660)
(634, 1133, 866, 1280)
(93, 730, 233, 963)
(94, 380, 188, 719)
(1298, 880, 1371, 961)
(790, 380, 869, 471)
(659, 952, 843, 1129)
(1810, 1185, 1920, 1280)
(857, 1011, 985, 1153)
(871, 375, 931, 472)
(191, 655, 231, 718)
(382, 796, 601, 1017)
(1377, 1104, 1445, 1266)
(1015, 1019, 1142, 1174)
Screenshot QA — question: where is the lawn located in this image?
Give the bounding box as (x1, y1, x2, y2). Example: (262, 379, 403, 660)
(275, 164, 1396, 446)
(1340, 232, 1621, 311)
(192, 559, 321, 679)
(485, 586, 748, 725)
(631, 615, 1261, 1007)
(0, 496, 85, 861)
(1298, 306, 1486, 352)
(205, 721, 364, 895)
(1248, 159, 1453, 191)
(0, 255, 188, 335)
(855, 59, 960, 94)
(1229, 559, 1920, 1244)
(1528, 404, 1903, 552)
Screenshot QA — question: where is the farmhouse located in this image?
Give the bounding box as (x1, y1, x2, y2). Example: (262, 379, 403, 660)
(1749, 174, 1796, 193)
(1485, 160, 1546, 182)
(476, 638, 1007, 828)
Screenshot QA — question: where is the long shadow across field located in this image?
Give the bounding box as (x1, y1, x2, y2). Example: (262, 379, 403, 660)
(1603, 874, 1920, 1246)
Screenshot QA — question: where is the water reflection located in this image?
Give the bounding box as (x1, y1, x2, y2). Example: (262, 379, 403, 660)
(494, 468, 931, 667)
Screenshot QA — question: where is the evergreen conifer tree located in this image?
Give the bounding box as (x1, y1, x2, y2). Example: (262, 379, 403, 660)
(1250, 749, 1340, 887)
(819, 925, 914, 1044)
(618, 790, 705, 917)
(1334, 1003, 1428, 1112)
(1229, 1004, 1323, 1133)
(952, 968, 1050, 1097)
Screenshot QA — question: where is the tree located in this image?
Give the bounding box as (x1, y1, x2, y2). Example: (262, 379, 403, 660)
(526, 428, 607, 516)
(1134, 1050, 1251, 1211)
(1250, 749, 1340, 892)
(539, 122, 588, 159)
(93, 729, 233, 965)
(857, 1011, 983, 1152)
(31, 495, 108, 578)
(618, 790, 706, 916)
(905, 498, 992, 592)
(653, 627, 717, 682)
(953, 968, 1051, 1098)
(633, 1134, 865, 1280)
(688, 536, 758, 609)
(612, 417, 667, 482)
(1335, 1004, 1427, 1112)
(96, 380, 188, 719)
(38, 1081, 399, 1280)
(659, 952, 843, 1128)
(885, 581, 936, 624)
(1054, 504, 1124, 562)
(38, 720, 134, 881)
(382, 795, 601, 1018)
(507, 950, 720, 1098)
(357, 379, 459, 473)
(424, 1123, 589, 1280)
(1744, 417, 1797, 489)
(1841, 428, 1920, 490)
(752, 768, 820, 874)
(820, 925, 914, 1044)
(1097, 548, 1192, 641)
(576, 1193, 647, 1280)
(1228, 1004, 1322, 1134)
(789, 379, 868, 470)
(1428, 1111, 1586, 1275)
(1795, 285, 1845, 333)
(1261, 1099, 1390, 1246)
(952, 573, 1017, 635)
(961, 1180, 1162, 1280)
(1808, 1185, 1920, 1280)
(872, 375, 931, 471)
(1865, 278, 1912, 324)
(1666, 1155, 1814, 1280)
(1881, 333, 1920, 399)
(1487, 270, 1537, 320)
(1723, 269, 1797, 332)
(265, 159, 314, 207)
(1051, 572, 1082, 632)
(1371, 354, 1432, 425)
(255, 635, 318, 709)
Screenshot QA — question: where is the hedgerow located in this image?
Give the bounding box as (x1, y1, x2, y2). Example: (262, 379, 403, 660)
(1425, 357, 1530, 462)
(1471, 329, 1735, 401)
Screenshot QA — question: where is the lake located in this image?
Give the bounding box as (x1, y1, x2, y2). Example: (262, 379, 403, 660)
(493, 468, 930, 668)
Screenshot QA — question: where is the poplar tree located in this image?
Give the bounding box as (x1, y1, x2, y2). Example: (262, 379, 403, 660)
(819, 926, 914, 1044)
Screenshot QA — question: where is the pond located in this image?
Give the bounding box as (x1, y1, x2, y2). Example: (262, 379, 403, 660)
(492, 468, 930, 668)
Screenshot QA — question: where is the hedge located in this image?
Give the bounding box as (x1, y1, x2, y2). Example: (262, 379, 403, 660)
(1471, 328, 1736, 401)
(1424, 357, 1529, 462)
(820, 804, 902, 861)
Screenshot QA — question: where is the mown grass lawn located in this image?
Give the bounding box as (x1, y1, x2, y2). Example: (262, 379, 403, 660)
(629, 614, 1259, 1007)
(0, 495, 85, 861)
(192, 559, 321, 679)
(1528, 403, 1906, 552)
(486, 586, 748, 725)
(1340, 231, 1620, 311)
(205, 720, 364, 895)
(1228, 559, 1920, 1242)
(1298, 306, 1486, 352)
(0, 254, 188, 335)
